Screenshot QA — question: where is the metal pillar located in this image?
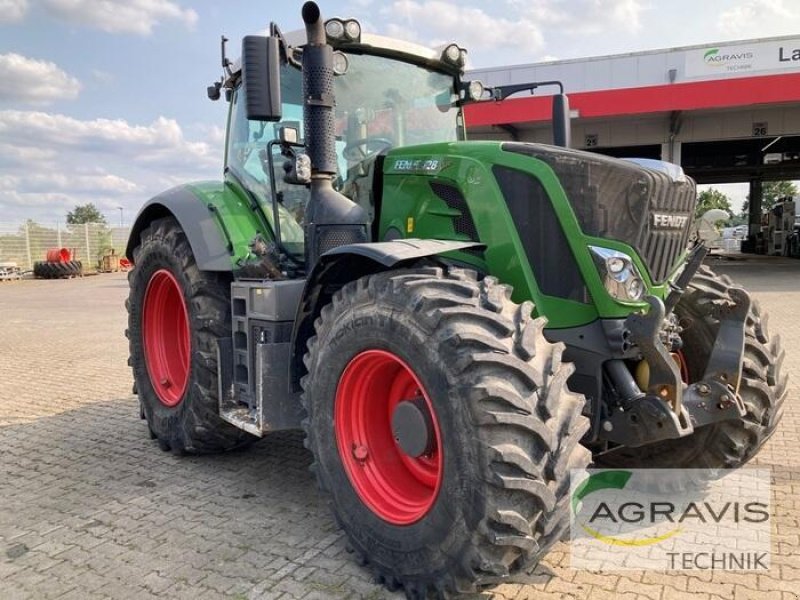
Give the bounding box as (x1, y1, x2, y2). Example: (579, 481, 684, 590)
(661, 141, 682, 165)
(744, 178, 763, 254)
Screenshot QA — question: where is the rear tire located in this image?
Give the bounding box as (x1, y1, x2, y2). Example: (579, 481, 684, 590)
(597, 266, 787, 469)
(126, 216, 255, 454)
(57, 260, 82, 277)
(33, 261, 51, 279)
(302, 267, 591, 596)
(34, 261, 82, 278)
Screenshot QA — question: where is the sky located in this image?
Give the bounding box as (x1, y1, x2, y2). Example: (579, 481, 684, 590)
(2, 0, 799, 225)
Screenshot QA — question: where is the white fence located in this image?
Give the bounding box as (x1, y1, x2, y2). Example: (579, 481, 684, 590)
(0, 222, 131, 271)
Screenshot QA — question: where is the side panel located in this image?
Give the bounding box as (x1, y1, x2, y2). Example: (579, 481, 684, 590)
(125, 181, 271, 270)
(377, 142, 677, 329)
(378, 142, 598, 328)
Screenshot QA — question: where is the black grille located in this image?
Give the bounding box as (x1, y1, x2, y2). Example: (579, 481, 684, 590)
(429, 182, 483, 256)
(493, 166, 588, 303)
(502, 143, 696, 283)
(302, 46, 337, 174)
(316, 225, 366, 255)
(430, 182, 478, 238)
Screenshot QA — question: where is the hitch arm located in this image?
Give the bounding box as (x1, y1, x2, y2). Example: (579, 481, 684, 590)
(664, 243, 708, 314)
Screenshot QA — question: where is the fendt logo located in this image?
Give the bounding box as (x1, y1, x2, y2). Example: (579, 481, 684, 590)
(652, 213, 689, 229)
(703, 47, 754, 67)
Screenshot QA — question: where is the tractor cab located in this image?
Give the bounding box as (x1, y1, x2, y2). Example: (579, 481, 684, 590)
(216, 23, 479, 267)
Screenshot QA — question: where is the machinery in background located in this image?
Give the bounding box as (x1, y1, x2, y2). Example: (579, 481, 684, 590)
(780, 196, 800, 258)
(97, 248, 122, 273)
(0, 262, 23, 281)
(33, 248, 83, 279)
(761, 196, 798, 256)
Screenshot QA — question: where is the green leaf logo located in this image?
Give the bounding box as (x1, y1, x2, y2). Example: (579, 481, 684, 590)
(572, 470, 632, 515)
(704, 48, 719, 62)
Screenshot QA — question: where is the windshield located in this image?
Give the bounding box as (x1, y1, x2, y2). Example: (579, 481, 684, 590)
(334, 53, 460, 166)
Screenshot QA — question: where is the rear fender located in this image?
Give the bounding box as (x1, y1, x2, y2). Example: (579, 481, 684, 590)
(125, 185, 235, 271)
(289, 239, 484, 390)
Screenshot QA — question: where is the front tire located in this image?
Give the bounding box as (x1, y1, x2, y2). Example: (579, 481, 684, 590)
(302, 267, 590, 597)
(598, 266, 787, 469)
(127, 217, 255, 454)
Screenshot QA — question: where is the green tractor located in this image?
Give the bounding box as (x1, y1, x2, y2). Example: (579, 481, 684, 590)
(126, 2, 787, 596)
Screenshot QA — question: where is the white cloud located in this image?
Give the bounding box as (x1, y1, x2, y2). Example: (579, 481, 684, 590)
(377, 0, 647, 64)
(519, 0, 645, 35)
(0, 53, 81, 105)
(383, 0, 545, 55)
(0, 110, 221, 223)
(718, 0, 800, 37)
(0, 111, 215, 167)
(40, 0, 198, 35)
(20, 173, 139, 195)
(0, 0, 28, 23)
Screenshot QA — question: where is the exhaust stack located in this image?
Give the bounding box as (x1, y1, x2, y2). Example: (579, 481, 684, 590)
(300, 1, 367, 268)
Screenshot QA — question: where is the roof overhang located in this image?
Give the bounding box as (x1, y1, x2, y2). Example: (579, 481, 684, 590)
(465, 72, 800, 128)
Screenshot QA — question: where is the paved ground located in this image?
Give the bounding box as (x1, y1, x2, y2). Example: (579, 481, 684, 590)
(1, 257, 798, 600)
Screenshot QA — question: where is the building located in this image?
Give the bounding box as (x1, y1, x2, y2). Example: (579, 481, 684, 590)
(465, 35, 800, 243)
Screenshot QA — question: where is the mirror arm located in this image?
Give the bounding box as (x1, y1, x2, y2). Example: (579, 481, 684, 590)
(490, 80, 564, 101)
(270, 23, 300, 68)
(266, 140, 283, 247)
(221, 35, 233, 76)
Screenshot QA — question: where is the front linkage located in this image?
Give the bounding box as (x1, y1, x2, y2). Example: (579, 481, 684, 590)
(600, 245, 751, 448)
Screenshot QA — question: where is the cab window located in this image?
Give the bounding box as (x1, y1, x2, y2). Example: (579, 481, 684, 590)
(225, 65, 308, 257)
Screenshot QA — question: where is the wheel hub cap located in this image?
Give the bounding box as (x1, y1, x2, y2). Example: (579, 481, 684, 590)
(392, 398, 434, 458)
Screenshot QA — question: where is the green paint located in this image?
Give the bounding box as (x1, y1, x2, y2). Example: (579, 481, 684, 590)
(378, 141, 677, 329)
(187, 109, 686, 329)
(182, 179, 274, 267)
(190, 137, 684, 330)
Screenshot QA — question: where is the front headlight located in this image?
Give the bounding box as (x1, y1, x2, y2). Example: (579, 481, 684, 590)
(589, 246, 646, 302)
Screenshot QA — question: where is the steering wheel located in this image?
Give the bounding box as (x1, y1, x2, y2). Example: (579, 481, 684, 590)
(342, 137, 393, 162)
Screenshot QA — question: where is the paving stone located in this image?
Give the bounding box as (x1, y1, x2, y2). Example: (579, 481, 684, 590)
(0, 262, 798, 599)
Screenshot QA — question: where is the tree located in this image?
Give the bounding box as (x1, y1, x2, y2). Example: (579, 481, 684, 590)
(742, 180, 798, 215)
(66, 203, 106, 225)
(762, 180, 798, 211)
(695, 188, 733, 219)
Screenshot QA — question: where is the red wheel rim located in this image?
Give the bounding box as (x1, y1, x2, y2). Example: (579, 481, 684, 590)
(142, 269, 191, 407)
(335, 350, 443, 525)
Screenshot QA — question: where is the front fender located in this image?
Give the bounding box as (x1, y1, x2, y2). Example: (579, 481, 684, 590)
(288, 238, 484, 390)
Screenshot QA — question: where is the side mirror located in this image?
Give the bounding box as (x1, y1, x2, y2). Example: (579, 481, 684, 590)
(242, 35, 282, 121)
(552, 93, 571, 148)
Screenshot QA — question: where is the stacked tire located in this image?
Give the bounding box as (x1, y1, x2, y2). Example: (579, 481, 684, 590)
(33, 260, 83, 279)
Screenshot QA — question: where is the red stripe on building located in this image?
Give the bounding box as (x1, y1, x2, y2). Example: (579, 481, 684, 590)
(464, 72, 800, 127)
